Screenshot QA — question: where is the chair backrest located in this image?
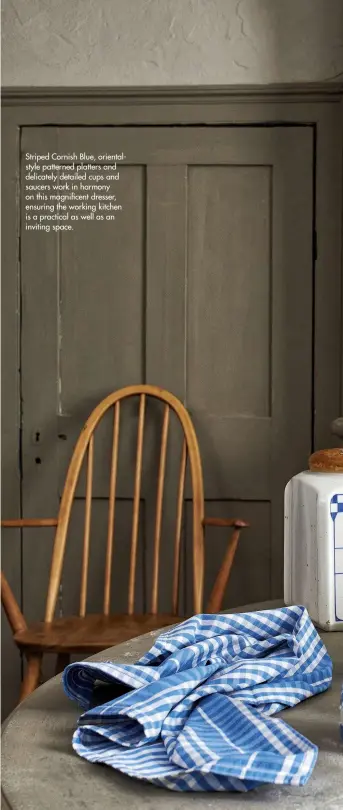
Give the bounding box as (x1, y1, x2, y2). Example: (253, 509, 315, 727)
(45, 385, 205, 622)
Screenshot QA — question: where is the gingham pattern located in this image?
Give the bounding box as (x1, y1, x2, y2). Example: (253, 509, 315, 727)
(63, 606, 332, 792)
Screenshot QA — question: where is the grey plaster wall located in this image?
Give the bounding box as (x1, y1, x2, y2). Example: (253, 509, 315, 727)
(2, 0, 343, 87)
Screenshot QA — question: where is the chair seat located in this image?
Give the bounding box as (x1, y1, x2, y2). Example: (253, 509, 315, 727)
(14, 613, 182, 654)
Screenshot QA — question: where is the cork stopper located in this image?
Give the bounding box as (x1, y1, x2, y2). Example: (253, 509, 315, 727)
(309, 448, 343, 473)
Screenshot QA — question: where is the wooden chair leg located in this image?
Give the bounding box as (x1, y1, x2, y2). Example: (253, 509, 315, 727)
(55, 653, 70, 675)
(19, 653, 42, 702)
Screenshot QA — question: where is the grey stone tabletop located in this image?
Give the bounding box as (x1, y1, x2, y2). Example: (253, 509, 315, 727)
(2, 601, 343, 810)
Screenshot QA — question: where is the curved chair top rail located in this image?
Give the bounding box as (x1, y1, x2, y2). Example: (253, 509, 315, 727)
(45, 385, 205, 622)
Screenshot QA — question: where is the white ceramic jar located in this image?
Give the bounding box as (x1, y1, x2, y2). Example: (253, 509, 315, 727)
(284, 449, 343, 631)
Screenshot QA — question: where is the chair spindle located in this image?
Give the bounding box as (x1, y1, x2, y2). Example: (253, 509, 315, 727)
(79, 436, 94, 617)
(103, 402, 120, 615)
(172, 439, 187, 614)
(128, 395, 145, 614)
(151, 405, 170, 614)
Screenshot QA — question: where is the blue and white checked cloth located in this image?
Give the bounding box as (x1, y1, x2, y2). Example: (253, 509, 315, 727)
(63, 606, 332, 792)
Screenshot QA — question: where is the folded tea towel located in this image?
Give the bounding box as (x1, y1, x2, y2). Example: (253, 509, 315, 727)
(63, 605, 332, 792)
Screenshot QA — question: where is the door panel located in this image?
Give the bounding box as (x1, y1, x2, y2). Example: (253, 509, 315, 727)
(187, 165, 271, 417)
(20, 126, 313, 624)
(59, 165, 145, 414)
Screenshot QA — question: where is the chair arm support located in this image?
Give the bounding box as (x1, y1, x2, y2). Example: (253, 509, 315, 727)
(204, 518, 249, 613)
(1, 571, 27, 634)
(1, 522, 57, 635)
(1, 519, 58, 528)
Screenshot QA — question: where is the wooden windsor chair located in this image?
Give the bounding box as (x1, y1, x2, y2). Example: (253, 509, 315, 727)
(1, 385, 249, 702)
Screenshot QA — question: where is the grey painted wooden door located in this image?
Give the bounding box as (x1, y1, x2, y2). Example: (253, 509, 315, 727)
(20, 126, 313, 626)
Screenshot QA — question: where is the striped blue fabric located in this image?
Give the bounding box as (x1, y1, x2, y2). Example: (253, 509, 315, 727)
(63, 605, 332, 792)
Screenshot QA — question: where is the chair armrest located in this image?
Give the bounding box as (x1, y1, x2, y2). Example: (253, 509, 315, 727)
(1, 519, 58, 528)
(203, 517, 249, 529)
(204, 518, 249, 613)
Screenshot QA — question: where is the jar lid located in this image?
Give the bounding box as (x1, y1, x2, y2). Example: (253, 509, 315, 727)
(309, 448, 343, 472)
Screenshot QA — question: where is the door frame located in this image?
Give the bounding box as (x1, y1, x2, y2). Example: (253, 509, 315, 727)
(1, 83, 342, 715)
